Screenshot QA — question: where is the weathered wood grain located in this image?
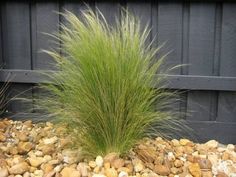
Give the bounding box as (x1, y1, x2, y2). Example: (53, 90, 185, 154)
(217, 3, 236, 122)
(186, 3, 216, 121)
(1, 2, 32, 115)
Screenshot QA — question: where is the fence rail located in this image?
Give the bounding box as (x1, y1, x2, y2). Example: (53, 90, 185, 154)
(0, 0, 236, 143)
(1, 70, 236, 91)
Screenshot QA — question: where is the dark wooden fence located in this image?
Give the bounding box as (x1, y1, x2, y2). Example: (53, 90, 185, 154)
(0, 1, 236, 143)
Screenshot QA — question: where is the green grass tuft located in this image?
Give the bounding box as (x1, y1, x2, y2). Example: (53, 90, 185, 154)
(39, 9, 184, 157)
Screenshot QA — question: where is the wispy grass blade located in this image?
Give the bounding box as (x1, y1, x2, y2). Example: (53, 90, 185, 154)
(38, 9, 186, 157)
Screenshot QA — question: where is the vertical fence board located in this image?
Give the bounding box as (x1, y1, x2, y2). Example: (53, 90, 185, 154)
(153, 2, 185, 115)
(157, 2, 183, 74)
(32, 2, 59, 70)
(179, 2, 190, 119)
(186, 3, 216, 121)
(0, 4, 3, 67)
(217, 3, 236, 122)
(95, 2, 120, 26)
(2, 3, 31, 69)
(0, 3, 4, 111)
(30, 2, 59, 119)
(182, 2, 190, 76)
(1, 2, 32, 115)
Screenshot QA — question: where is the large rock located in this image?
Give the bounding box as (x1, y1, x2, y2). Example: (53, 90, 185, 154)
(153, 164, 170, 176)
(196, 158, 212, 170)
(0, 158, 7, 167)
(0, 132, 6, 142)
(0, 168, 8, 177)
(41, 163, 54, 174)
(208, 154, 218, 166)
(0, 120, 10, 131)
(171, 139, 180, 146)
(105, 168, 118, 177)
(28, 157, 45, 167)
(104, 153, 119, 163)
(174, 159, 184, 168)
(61, 167, 81, 177)
(133, 159, 144, 172)
(23, 120, 33, 128)
(205, 140, 218, 149)
(202, 171, 213, 177)
(43, 136, 58, 144)
(17, 132, 28, 142)
(17, 142, 34, 154)
(88, 161, 97, 168)
(71, 171, 81, 177)
(222, 152, 230, 161)
(9, 147, 18, 155)
(226, 144, 235, 151)
(44, 171, 56, 177)
(9, 162, 29, 175)
(59, 138, 71, 148)
(62, 149, 80, 164)
(117, 167, 131, 174)
(23, 172, 31, 177)
(34, 170, 44, 177)
(216, 172, 228, 177)
(135, 146, 157, 163)
(188, 163, 201, 177)
(77, 162, 88, 177)
(180, 139, 191, 146)
(170, 167, 183, 174)
(40, 144, 55, 155)
(111, 158, 125, 169)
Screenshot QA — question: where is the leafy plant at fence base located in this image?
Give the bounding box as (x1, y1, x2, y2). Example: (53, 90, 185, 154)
(39, 9, 186, 157)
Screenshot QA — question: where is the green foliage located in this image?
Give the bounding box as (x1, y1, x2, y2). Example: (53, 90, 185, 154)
(40, 9, 183, 157)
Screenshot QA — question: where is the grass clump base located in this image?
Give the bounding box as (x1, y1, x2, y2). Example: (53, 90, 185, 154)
(39, 9, 183, 158)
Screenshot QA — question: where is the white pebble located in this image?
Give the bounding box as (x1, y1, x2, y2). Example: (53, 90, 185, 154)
(227, 144, 235, 151)
(23, 172, 30, 177)
(134, 162, 144, 172)
(118, 171, 128, 177)
(34, 170, 44, 176)
(192, 151, 199, 157)
(95, 156, 104, 167)
(28, 151, 36, 158)
(43, 136, 58, 144)
(54, 165, 63, 172)
(167, 152, 175, 161)
(43, 155, 52, 162)
(35, 151, 43, 157)
(205, 140, 218, 148)
(218, 147, 226, 152)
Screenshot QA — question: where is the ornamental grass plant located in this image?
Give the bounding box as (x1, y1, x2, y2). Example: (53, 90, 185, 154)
(39, 9, 184, 157)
